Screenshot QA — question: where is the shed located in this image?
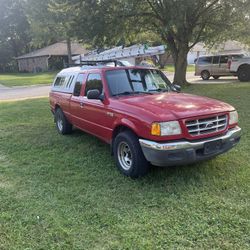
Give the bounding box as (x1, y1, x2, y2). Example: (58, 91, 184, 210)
(16, 41, 88, 72)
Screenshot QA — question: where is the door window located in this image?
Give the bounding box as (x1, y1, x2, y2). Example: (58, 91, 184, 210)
(220, 55, 229, 64)
(73, 74, 85, 96)
(212, 56, 220, 64)
(85, 74, 103, 96)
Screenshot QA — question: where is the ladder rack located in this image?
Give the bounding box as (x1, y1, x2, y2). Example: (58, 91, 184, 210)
(72, 44, 166, 64)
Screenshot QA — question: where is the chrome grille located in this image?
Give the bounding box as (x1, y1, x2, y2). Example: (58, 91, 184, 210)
(185, 114, 228, 136)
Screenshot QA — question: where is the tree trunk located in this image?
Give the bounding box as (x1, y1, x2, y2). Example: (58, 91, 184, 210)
(173, 46, 189, 85)
(66, 38, 73, 66)
(164, 35, 189, 85)
(173, 51, 188, 85)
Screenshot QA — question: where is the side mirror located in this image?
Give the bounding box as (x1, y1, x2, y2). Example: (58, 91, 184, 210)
(173, 84, 181, 92)
(87, 89, 102, 100)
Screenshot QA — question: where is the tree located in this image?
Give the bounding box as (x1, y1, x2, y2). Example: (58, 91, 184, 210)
(0, 0, 31, 71)
(74, 0, 250, 84)
(26, 0, 80, 65)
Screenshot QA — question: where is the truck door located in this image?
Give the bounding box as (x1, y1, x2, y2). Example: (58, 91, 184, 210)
(211, 56, 220, 76)
(80, 73, 114, 142)
(218, 55, 230, 75)
(69, 73, 87, 128)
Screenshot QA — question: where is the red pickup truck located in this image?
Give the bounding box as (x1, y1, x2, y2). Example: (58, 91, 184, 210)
(49, 64, 241, 178)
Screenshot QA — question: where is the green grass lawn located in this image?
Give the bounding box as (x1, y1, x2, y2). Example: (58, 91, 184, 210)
(163, 64, 195, 72)
(0, 71, 57, 87)
(0, 83, 249, 249)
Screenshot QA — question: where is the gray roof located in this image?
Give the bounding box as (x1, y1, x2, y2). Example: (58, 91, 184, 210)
(17, 41, 88, 60)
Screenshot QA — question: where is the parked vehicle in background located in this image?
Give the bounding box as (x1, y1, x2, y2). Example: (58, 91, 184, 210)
(49, 62, 241, 178)
(195, 54, 244, 80)
(229, 56, 250, 82)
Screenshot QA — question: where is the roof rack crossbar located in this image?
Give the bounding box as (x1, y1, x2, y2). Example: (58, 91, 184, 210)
(66, 60, 120, 68)
(80, 60, 118, 67)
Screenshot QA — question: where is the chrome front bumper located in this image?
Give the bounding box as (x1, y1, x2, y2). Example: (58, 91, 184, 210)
(139, 126, 241, 166)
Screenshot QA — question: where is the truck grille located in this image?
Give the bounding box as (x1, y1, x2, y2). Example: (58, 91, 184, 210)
(185, 114, 228, 136)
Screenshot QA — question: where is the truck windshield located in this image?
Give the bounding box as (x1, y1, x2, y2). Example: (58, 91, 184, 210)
(106, 69, 172, 96)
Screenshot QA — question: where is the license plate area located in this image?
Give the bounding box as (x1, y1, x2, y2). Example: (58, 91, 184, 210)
(204, 140, 222, 155)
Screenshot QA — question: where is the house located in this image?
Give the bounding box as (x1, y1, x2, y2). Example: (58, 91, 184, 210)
(188, 43, 207, 64)
(16, 41, 88, 72)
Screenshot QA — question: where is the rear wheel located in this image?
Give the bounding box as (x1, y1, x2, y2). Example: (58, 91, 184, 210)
(201, 70, 210, 80)
(238, 65, 250, 82)
(212, 76, 220, 79)
(55, 108, 72, 135)
(114, 130, 149, 178)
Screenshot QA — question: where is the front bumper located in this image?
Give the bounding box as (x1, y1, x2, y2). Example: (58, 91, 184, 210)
(139, 126, 241, 167)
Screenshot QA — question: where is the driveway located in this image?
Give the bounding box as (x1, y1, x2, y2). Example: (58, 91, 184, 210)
(0, 84, 50, 101)
(0, 73, 239, 101)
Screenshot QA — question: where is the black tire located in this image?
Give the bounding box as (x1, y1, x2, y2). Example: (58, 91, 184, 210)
(113, 130, 149, 178)
(201, 70, 210, 80)
(55, 108, 72, 135)
(212, 76, 220, 79)
(238, 65, 250, 82)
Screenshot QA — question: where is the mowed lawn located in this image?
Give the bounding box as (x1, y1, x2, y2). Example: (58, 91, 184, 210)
(0, 72, 57, 87)
(0, 83, 249, 249)
(163, 64, 195, 72)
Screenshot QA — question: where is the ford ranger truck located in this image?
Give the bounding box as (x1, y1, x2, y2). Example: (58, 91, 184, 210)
(49, 65, 242, 178)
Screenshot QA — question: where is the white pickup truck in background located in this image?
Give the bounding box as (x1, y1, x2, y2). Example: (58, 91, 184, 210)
(230, 56, 250, 82)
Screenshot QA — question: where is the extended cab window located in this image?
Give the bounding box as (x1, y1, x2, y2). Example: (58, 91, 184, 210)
(85, 74, 103, 96)
(54, 76, 66, 87)
(73, 74, 85, 96)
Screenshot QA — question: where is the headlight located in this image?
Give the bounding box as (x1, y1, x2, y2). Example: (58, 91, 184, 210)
(151, 121, 182, 136)
(229, 111, 238, 125)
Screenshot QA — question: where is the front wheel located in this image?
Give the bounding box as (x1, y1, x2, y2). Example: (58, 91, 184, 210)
(238, 66, 250, 82)
(114, 131, 149, 178)
(55, 108, 72, 135)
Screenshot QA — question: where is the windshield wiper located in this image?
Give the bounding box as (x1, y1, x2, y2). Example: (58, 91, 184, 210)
(148, 88, 169, 92)
(113, 91, 153, 96)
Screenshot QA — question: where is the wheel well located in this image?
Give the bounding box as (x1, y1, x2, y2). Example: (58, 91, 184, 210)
(53, 104, 61, 122)
(201, 70, 210, 74)
(238, 64, 250, 71)
(55, 104, 61, 111)
(111, 125, 136, 155)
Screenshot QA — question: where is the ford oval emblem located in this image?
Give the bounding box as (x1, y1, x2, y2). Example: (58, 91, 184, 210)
(205, 122, 214, 128)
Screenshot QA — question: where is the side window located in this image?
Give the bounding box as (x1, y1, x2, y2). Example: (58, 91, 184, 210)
(66, 75, 75, 88)
(220, 55, 229, 64)
(197, 57, 212, 65)
(54, 76, 66, 87)
(212, 56, 220, 64)
(85, 74, 103, 96)
(73, 74, 85, 96)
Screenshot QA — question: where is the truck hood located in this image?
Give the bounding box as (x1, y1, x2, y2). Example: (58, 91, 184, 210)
(115, 92, 234, 121)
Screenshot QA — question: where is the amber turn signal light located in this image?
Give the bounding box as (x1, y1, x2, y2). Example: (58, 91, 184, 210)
(151, 123, 161, 136)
